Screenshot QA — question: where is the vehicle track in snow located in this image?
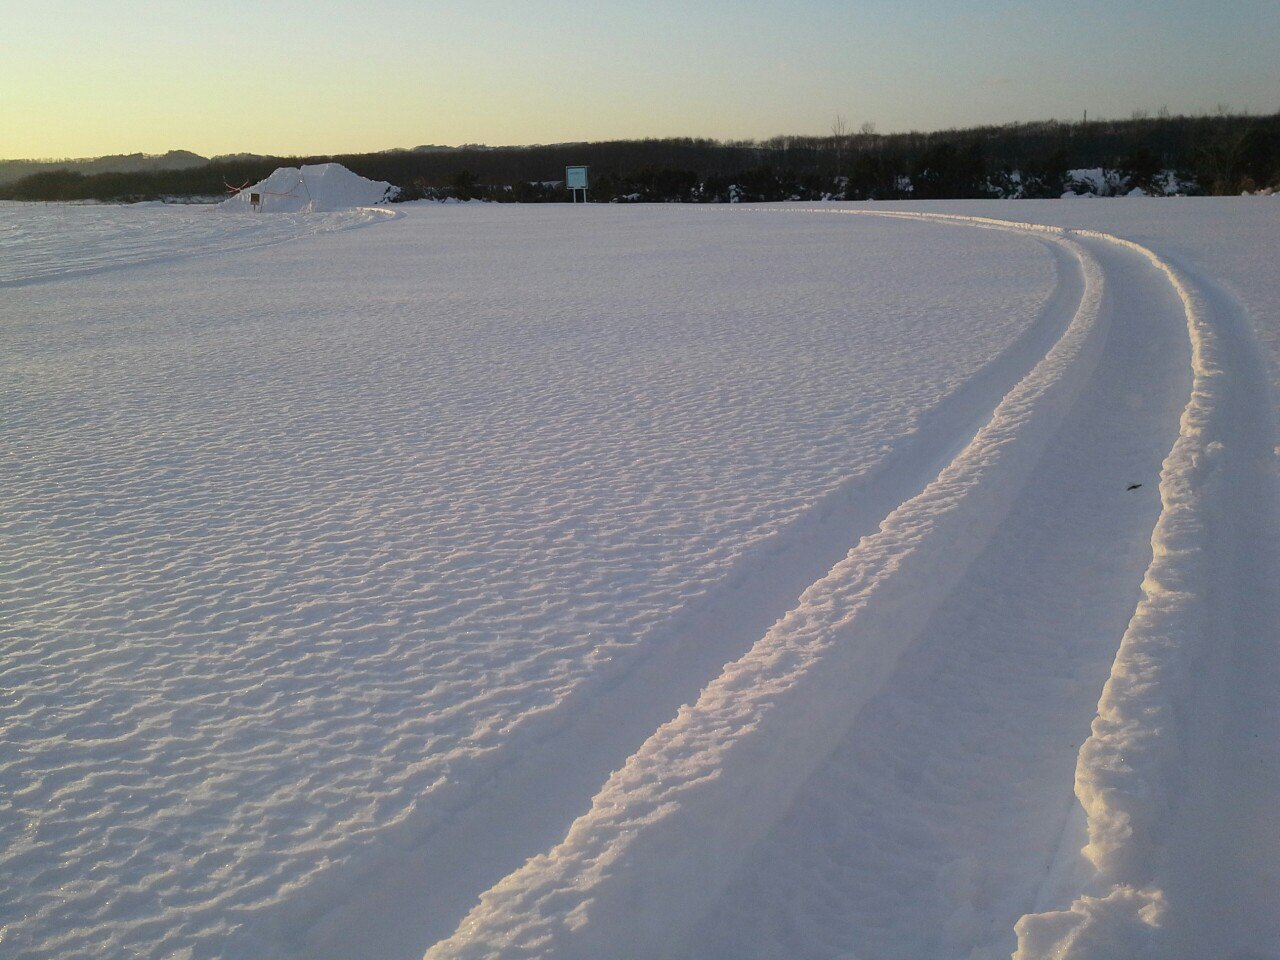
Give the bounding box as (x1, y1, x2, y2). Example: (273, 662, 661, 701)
(419, 210, 1276, 960)
(266, 216, 1083, 960)
(692, 227, 1191, 960)
(1010, 241, 1280, 960)
(0, 204, 1059, 960)
(419, 213, 1113, 960)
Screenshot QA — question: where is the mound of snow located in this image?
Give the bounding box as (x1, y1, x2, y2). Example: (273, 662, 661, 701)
(222, 163, 398, 213)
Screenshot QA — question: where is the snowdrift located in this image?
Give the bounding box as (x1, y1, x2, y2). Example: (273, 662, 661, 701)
(221, 163, 398, 213)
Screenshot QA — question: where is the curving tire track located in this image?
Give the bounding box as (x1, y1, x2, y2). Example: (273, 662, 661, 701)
(421, 215, 1116, 959)
(1012, 231, 1280, 960)
(693, 222, 1191, 960)
(266, 213, 1084, 960)
(419, 209, 1274, 960)
(686, 213, 1278, 960)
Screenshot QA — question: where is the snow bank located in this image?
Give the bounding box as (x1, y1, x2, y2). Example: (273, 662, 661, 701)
(423, 214, 1109, 960)
(221, 163, 398, 213)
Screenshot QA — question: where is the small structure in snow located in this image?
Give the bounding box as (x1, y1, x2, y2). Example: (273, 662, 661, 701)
(566, 166, 589, 203)
(222, 163, 398, 213)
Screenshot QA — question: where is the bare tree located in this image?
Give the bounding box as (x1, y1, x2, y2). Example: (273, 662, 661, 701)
(831, 114, 849, 172)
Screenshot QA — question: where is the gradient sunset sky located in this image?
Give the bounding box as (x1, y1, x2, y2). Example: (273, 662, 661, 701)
(2, 0, 1276, 159)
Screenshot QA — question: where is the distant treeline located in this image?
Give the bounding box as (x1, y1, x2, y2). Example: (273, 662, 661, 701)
(3, 112, 1277, 204)
(0, 150, 208, 186)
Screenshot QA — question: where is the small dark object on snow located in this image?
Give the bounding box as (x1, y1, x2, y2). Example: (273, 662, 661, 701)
(1127, 483, 1143, 491)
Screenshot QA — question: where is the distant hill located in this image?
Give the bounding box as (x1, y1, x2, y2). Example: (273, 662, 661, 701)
(0, 149, 211, 185)
(208, 152, 270, 164)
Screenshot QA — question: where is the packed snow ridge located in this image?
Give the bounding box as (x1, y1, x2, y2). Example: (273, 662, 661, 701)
(221, 162, 398, 213)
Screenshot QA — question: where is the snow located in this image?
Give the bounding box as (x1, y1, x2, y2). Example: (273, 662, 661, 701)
(1, 199, 1277, 960)
(1056, 168, 1193, 199)
(1063, 167, 1121, 197)
(0, 200, 389, 285)
(221, 162, 398, 212)
(424, 217, 1113, 960)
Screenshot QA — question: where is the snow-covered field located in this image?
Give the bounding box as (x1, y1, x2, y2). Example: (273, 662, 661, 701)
(2, 198, 1277, 960)
(0, 200, 388, 286)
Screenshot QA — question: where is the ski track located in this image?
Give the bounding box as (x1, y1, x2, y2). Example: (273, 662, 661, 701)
(419, 209, 1276, 960)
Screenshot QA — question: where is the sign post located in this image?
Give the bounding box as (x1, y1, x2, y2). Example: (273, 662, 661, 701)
(566, 166, 589, 203)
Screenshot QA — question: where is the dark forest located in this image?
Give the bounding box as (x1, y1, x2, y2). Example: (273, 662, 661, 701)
(3, 112, 1276, 203)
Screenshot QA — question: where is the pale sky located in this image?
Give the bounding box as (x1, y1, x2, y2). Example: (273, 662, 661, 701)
(2, 0, 1276, 159)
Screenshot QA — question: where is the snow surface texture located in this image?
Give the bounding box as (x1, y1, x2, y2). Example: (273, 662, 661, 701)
(0, 200, 388, 286)
(220, 163, 399, 213)
(2, 206, 1053, 960)
(2, 200, 1276, 960)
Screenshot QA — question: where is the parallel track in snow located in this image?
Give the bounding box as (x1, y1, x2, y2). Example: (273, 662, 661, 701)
(411, 210, 1277, 960)
(261, 217, 1084, 960)
(695, 225, 1191, 960)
